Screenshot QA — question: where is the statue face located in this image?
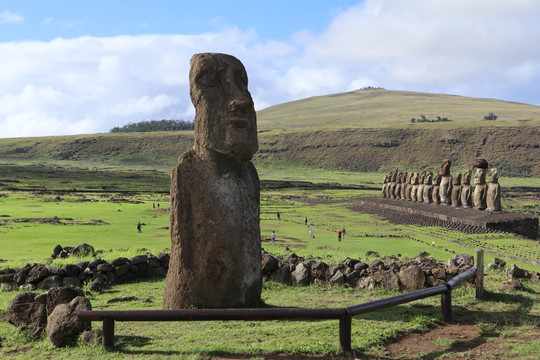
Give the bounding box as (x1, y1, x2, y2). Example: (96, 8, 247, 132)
(462, 171, 471, 185)
(474, 168, 486, 185)
(488, 168, 499, 183)
(190, 53, 258, 161)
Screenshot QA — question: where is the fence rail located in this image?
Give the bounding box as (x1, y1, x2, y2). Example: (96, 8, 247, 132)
(78, 250, 484, 352)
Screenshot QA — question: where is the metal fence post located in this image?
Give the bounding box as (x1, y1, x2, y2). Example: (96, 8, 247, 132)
(103, 317, 115, 349)
(441, 287, 452, 322)
(476, 250, 484, 298)
(339, 314, 352, 352)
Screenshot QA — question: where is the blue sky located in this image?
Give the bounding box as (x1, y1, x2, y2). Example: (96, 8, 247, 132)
(1, 0, 540, 138)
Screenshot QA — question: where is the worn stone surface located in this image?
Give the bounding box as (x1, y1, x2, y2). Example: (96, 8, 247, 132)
(163, 53, 261, 309)
(450, 173, 462, 207)
(292, 263, 312, 285)
(5, 292, 47, 336)
(80, 329, 103, 346)
(46, 296, 91, 347)
(46, 286, 84, 316)
(486, 168, 502, 211)
(439, 160, 452, 205)
(473, 168, 487, 210)
(399, 265, 425, 291)
(461, 170, 473, 208)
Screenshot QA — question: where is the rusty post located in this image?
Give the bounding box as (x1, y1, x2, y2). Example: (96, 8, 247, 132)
(102, 317, 115, 348)
(476, 250, 484, 298)
(339, 314, 352, 352)
(441, 286, 452, 322)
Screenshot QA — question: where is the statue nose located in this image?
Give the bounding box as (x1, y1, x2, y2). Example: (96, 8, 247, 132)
(228, 99, 252, 117)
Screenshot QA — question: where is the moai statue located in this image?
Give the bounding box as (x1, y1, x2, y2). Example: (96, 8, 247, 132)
(389, 169, 398, 199)
(405, 172, 413, 200)
(400, 172, 408, 200)
(431, 174, 441, 204)
(410, 173, 419, 202)
(473, 157, 488, 210)
(416, 171, 426, 202)
(395, 172, 404, 199)
(381, 173, 389, 198)
(438, 160, 453, 205)
(460, 170, 473, 208)
(163, 53, 261, 309)
(450, 173, 462, 207)
(486, 168, 502, 211)
(423, 171, 433, 204)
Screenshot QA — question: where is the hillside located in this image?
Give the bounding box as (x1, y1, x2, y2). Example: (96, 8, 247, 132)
(0, 90, 539, 176)
(257, 89, 540, 129)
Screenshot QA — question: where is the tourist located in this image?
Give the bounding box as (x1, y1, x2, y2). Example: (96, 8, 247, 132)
(271, 231, 276, 245)
(137, 222, 142, 233)
(304, 216, 308, 225)
(342, 227, 346, 239)
(309, 225, 313, 238)
(277, 211, 280, 220)
(337, 230, 342, 242)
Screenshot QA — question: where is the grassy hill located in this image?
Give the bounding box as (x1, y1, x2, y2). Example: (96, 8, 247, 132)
(0, 89, 539, 176)
(257, 89, 540, 129)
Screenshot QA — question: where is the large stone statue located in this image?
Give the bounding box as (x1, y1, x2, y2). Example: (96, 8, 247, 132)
(405, 172, 413, 200)
(163, 53, 261, 309)
(389, 169, 398, 199)
(486, 168, 502, 211)
(450, 173, 462, 207)
(422, 171, 433, 204)
(410, 173, 419, 202)
(438, 160, 452, 205)
(400, 172, 408, 200)
(416, 171, 426, 202)
(473, 157, 488, 210)
(381, 173, 389, 198)
(460, 170, 473, 208)
(431, 174, 441, 204)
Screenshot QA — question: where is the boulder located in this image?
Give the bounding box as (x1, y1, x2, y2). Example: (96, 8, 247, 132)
(46, 286, 85, 316)
(311, 261, 329, 281)
(445, 254, 474, 276)
(353, 261, 369, 271)
(399, 265, 425, 291)
(506, 264, 529, 279)
(358, 277, 376, 289)
(330, 271, 345, 286)
(63, 264, 80, 277)
(5, 292, 47, 336)
(46, 296, 92, 347)
(269, 266, 292, 285)
(130, 254, 147, 265)
(381, 270, 400, 290)
(26, 265, 49, 283)
(261, 253, 279, 274)
(292, 263, 312, 285)
(87, 278, 105, 292)
(70, 243, 95, 257)
(110, 257, 129, 267)
(37, 275, 63, 289)
(502, 279, 524, 291)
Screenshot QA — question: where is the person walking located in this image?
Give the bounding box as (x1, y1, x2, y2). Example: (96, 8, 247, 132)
(271, 231, 276, 245)
(304, 216, 308, 226)
(342, 227, 346, 240)
(137, 222, 142, 233)
(337, 229, 342, 242)
(277, 211, 280, 220)
(309, 225, 313, 238)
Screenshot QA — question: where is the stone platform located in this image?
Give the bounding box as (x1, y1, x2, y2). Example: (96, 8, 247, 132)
(353, 197, 539, 239)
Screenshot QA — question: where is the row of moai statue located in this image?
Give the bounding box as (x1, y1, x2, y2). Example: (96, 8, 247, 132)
(381, 158, 501, 211)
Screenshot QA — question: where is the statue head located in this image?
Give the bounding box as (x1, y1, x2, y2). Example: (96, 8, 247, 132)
(452, 173, 462, 185)
(433, 174, 441, 185)
(424, 171, 433, 185)
(462, 170, 471, 185)
(411, 173, 418, 185)
(474, 168, 486, 185)
(440, 160, 451, 176)
(190, 53, 258, 161)
(488, 168, 499, 183)
(474, 157, 488, 169)
(418, 171, 426, 184)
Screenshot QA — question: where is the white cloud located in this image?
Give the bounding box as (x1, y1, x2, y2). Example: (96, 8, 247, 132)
(1, 0, 540, 138)
(0, 10, 24, 24)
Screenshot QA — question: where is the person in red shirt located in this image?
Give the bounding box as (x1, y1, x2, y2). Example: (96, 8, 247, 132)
(337, 230, 342, 242)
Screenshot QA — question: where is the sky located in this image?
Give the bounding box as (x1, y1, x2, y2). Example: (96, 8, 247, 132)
(1, 0, 540, 138)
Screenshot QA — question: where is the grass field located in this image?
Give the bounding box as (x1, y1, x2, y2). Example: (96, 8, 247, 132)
(0, 162, 539, 359)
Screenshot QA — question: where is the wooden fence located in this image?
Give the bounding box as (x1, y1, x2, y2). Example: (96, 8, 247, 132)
(78, 250, 484, 352)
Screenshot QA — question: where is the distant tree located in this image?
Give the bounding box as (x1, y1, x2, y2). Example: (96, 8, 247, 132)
(483, 112, 498, 121)
(110, 119, 194, 133)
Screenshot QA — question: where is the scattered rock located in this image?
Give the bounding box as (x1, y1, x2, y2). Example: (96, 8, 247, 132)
(46, 296, 92, 347)
(80, 329, 103, 346)
(502, 279, 525, 291)
(5, 292, 47, 336)
(399, 265, 426, 291)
